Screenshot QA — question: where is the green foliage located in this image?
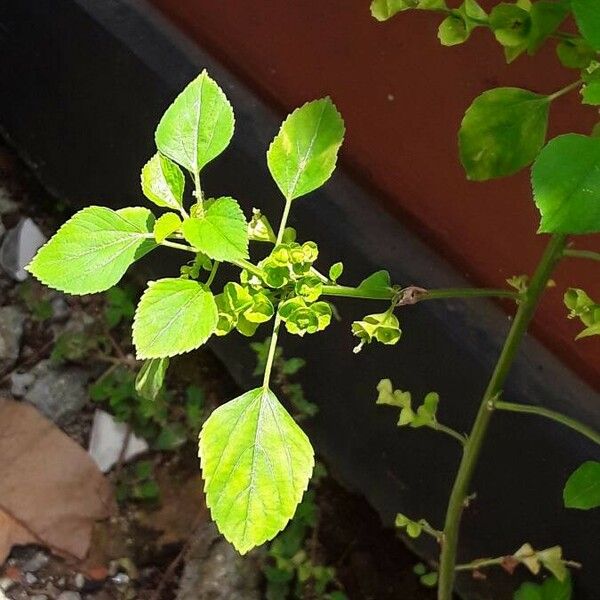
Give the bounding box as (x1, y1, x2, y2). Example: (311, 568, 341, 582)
(352, 310, 401, 352)
(199, 387, 315, 554)
(27, 206, 156, 295)
(153, 212, 182, 243)
(133, 279, 218, 359)
(267, 98, 345, 201)
(527, 2, 569, 54)
(104, 285, 136, 328)
(155, 70, 234, 176)
(371, 0, 446, 21)
(564, 288, 600, 339)
(413, 563, 439, 588)
(514, 574, 572, 600)
(135, 358, 170, 402)
(572, 0, 600, 51)
(141, 153, 185, 211)
(459, 88, 549, 181)
(532, 134, 600, 233)
(563, 461, 600, 509)
(116, 460, 160, 504)
(182, 197, 249, 261)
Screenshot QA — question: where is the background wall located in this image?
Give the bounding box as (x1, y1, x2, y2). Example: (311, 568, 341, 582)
(148, 0, 600, 387)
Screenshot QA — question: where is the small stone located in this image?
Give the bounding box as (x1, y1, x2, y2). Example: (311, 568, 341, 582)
(0, 218, 46, 281)
(74, 573, 85, 589)
(51, 296, 70, 320)
(24, 360, 89, 424)
(57, 593, 81, 600)
(9, 371, 34, 397)
(21, 550, 49, 573)
(0, 305, 25, 371)
(0, 188, 18, 215)
(24, 572, 37, 585)
(30, 595, 48, 600)
(111, 573, 129, 586)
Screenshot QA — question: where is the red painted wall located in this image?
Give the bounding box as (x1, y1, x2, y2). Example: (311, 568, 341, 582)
(149, 0, 599, 386)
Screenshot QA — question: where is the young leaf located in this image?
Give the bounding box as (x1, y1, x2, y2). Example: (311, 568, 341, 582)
(357, 270, 392, 294)
(370, 0, 447, 21)
(155, 70, 235, 175)
(199, 387, 314, 554)
(153, 212, 182, 243)
(514, 575, 572, 600)
(532, 134, 600, 233)
(141, 153, 185, 210)
(563, 461, 600, 510)
(572, 0, 600, 51)
(459, 87, 550, 180)
(582, 81, 600, 105)
(489, 4, 531, 48)
(135, 358, 170, 401)
(27, 206, 156, 295)
(267, 98, 345, 201)
(182, 197, 249, 262)
(527, 1, 569, 54)
(133, 278, 218, 359)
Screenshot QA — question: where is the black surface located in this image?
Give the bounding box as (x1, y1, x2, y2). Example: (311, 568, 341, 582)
(0, 2, 598, 598)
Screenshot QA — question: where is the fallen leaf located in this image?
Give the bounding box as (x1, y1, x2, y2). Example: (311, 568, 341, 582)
(0, 397, 116, 562)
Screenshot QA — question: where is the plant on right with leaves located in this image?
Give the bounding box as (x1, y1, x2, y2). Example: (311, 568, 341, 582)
(371, 1, 600, 598)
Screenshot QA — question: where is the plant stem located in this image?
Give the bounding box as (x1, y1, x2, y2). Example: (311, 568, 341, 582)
(206, 261, 220, 287)
(436, 234, 567, 600)
(263, 313, 283, 389)
(321, 285, 520, 302)
(430, 423, 468, 447)
(495, 400, 600, 446)
(161, 240, 197, 253)
(563, 248, 600, 263)
(276, 198, 293, 246)
(454, 557, 505, 572)
(233, 258, 265, 279)
(547, 79, 583, 102)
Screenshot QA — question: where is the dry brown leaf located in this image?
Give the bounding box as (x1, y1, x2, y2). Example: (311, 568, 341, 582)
(0, 397, 116, 563)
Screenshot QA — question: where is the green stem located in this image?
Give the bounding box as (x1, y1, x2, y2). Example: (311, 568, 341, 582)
(430, 423, 468, 447)
(436, 234, 567, 600)
(454, 557, 505, 572)
(321, 285, 520, 302)
(547, 79, 583, 102)
(233, 258, 265, 279)
(206, 261, 220, 287)
(262, 313, 283, 389)
(276, 198, 293, 246)
(160, 240, 197, 253)
(495, 400, 600, 446)
(563, 248, 600, 263)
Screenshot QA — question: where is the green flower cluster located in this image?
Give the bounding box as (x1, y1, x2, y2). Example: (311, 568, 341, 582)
(351, 310, 401, 353)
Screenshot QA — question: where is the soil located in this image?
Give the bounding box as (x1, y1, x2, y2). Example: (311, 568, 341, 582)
(0, 141, 438, 600)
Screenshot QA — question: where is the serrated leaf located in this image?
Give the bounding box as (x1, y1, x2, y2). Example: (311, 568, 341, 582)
(532, 134, 600, 233)
(141, 153, 185, 210)
(267, 98, 345, 201)
(133, 278, 218, 359)
(572, 0, 600, 51)
(459, 87, 550, 180)
(135, 358, 170, 401)
(154, 212, 182, 243)
(155, 70, 234, 175)
(563, 461, 600, 509)
(199, 387, 314, 554)
(27, 206, 155, 295)
(182, 197, 249, 261)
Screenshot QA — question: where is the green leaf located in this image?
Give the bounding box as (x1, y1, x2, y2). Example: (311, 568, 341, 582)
(438, 14, 470, 46)
(527, 1, 569, 54)
(133, 278, 218, 359)
(141, 153, 185, 210)
(572, 0, 600, 51)
(135, 358, 170, 401)
(328, 262, 344, 282)
(582, 81, 600, 105)
(267, 98, 345, 201)
(199, 387, 314, 554)
(27, 206, 156, 295)
(459, 87, 550, 180)
(490, 4, 531, 48)
(153, 212, 182, 243)
(556, 38, 596, 69)
(563, 461, 600, 509)
(370, 0, 410, 20)
(514, 575, 572, 600)
(182, 197, 249, 261)
(155, 70, 235, 175)
(357, 270, 392, 294)
(532, 134, 600, 233)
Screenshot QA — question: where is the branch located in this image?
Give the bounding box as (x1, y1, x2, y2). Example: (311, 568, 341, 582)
(563, 249, 600, 264)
